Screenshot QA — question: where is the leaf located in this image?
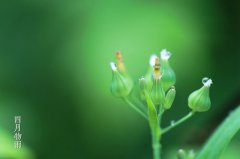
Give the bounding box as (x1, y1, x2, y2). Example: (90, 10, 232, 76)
(196, 106, 240, 159)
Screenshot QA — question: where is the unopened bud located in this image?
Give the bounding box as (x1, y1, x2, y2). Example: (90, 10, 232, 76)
(188, 77, 213, 112)
(139, 77, 147, 100)
(150, 78, 165, 106)
(177, 149, 187, 159)
(164, 86, 176, 109)
(160, 49, 176, 91)
(139, 77, 147, 92)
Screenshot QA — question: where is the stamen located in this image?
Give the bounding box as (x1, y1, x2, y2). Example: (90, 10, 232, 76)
(153, 57, 161, 79)
(116, 50, 122, 61)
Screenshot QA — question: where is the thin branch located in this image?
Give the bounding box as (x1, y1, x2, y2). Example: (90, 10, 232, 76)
(123, 98, 148, 120)
(161, 111, 195, 135)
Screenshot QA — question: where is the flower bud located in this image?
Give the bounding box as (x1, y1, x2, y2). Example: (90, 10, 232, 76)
(188, 77, 213, 112)
(139, 77, 147, 100)
(150, 58, 165, 106)
(110, 62, 133, 98)
(139, 77, 147, 92)
(164, 86, 176, 109)
(160, 49, 176, 91)
(150, 79, 165, 106)
(177, 149, 187, 159)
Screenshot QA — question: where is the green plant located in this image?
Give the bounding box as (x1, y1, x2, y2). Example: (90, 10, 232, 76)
(109, 49, 239, 159)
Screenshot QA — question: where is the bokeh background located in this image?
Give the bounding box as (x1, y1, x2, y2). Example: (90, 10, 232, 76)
(0, 0, 240, 159)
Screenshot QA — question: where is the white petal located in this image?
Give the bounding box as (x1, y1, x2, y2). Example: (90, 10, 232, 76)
(202, 78, 213, 87)
(149, 54, 157, 66)
(160, 49, 171, 60)
(110, 62, 117, 71)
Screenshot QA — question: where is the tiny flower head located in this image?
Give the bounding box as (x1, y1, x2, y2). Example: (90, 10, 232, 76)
(188, 77, 213, 112)
(160, 49, 171, 60)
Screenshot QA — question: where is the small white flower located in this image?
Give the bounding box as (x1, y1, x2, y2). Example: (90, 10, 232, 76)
(202, 77, 213, 87)
(149, 54, 158, 66)
(110, 62, 117, 71)
(160, 49, 171, 60)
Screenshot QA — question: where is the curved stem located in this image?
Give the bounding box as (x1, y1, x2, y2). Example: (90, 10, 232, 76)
(123, 98, 148, 120)
(131, 95, 148, 113)
(162, 111, 195, 135)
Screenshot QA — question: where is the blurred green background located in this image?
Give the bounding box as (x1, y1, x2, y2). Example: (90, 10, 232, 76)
(0, 0, 239, 159)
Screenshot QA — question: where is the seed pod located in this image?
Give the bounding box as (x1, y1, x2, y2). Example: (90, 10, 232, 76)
(188, 77, 213, 112)
(164, 86, 176, 109)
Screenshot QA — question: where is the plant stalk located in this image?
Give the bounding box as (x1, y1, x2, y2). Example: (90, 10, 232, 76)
(162, 111, 195, 135)
(123, 98, 148, 120)
(152, 131, 161, 159)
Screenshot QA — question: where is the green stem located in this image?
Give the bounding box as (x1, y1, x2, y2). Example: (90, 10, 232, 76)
(162, 111, 195, 135)
(123, 98, 148, 120)
(131, 95, 148, 113)
(152, 134, 161, 159)
(157, 106, 164, 124)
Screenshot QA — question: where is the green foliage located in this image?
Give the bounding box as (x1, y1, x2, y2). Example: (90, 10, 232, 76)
(196, 106, 240, 159)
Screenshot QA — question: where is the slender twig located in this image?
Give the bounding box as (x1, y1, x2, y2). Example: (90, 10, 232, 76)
(157, 106, 165, 125)
(131, 95, 148, 113)
(123, 98, 148, 120)
(161, 111, 195, 135)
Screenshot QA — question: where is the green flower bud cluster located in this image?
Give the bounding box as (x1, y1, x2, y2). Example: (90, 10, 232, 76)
(141, 49, 176, 111)
(109, 49, 213, 159)
(110, 51, 133, 98)
(110, 49, 212, 113)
